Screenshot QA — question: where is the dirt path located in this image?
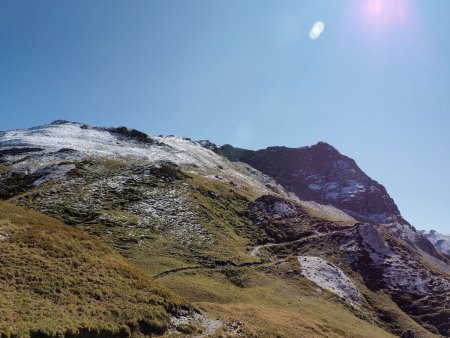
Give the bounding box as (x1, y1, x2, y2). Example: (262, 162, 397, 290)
(153, 265, 203, 279)
(248, 231, 341, 257)
(155, 231, 344, 279)
(249, 243, 276, 256)
(153, 260, 265, 279)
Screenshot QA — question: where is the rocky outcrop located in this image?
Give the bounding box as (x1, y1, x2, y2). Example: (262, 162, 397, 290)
(340, 224, 450, 336)
(248, 195, 350, 243)
(221, 142, 404, 225)
(220, 143, 445, 258)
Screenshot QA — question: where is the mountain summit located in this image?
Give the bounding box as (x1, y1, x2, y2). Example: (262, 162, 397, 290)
(221, 142, 403, 225)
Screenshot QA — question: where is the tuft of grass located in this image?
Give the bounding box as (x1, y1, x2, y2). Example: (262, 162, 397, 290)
(175, 323, 203, 335)
(0, 163, 8, 173)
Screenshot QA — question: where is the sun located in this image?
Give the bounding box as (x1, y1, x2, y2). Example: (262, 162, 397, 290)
(362, 0, 410, 26)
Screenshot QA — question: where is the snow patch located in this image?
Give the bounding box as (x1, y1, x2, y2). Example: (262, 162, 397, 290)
(33, 164, 76, 186)
(308, 183, 322, 191)
(298, 256, 361, 304)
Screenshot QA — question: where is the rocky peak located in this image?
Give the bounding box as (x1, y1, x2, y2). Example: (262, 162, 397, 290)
(311, 141, 339, 152)
(220, 143, 404, 225)
(49, 119, 74, 125)
(196, 140, 222, 155)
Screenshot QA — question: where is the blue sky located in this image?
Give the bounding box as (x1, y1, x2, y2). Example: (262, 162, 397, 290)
(1, 0, 449, 233)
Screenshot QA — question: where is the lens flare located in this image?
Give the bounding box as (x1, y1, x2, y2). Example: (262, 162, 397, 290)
(343, 0, 418, 43)
(363, 0, 409, 26)
(309, 21, 325, 40)
(348, 0, 415, 31)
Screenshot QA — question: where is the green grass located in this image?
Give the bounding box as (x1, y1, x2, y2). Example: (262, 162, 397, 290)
(0, 202, 190, 338)
(158, 265, 395, 338)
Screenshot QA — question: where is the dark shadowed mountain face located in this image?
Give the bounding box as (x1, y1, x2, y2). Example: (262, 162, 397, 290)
(221, 142, 406, 225)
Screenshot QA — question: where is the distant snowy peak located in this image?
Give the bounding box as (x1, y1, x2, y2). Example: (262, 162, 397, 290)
(422, 230, 450, 255)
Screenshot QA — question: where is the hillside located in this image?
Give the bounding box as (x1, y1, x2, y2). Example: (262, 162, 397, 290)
(1, 121, 449, 337)
(0, 202, 196, 337)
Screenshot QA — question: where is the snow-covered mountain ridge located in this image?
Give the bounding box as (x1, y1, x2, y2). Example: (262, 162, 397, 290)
(0, 121, 443, 250)
(0, 120, 283, 197)
(1, 121, 444, 253)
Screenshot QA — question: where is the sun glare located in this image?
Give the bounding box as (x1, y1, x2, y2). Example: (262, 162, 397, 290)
(344, 0, 418, 41)
(362, 0, 410, 26)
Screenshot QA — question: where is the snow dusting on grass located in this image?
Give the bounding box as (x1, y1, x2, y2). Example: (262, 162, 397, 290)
(0, 121, 287, 198)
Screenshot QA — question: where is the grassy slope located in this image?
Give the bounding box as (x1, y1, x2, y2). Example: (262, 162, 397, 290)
(0, 202, 189, 338)
(160, 268, 395, 338)
(141, 174, 398, 337)
(158, 172, 435, 338)
(3, 158, 435, 337)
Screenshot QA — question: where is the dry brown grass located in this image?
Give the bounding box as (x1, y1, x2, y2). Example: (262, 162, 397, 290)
(0, 163, 8, 173)
(199, 303, 395, 338)
(0, 202, 189, 338)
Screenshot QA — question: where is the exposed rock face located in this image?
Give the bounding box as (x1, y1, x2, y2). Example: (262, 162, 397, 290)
(248, 195, 352, 243)
(220, 143, 445, 258)
(221, 142, 404, 225)
(401, 330, 415, 338)
(340, 224, 450, 336)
